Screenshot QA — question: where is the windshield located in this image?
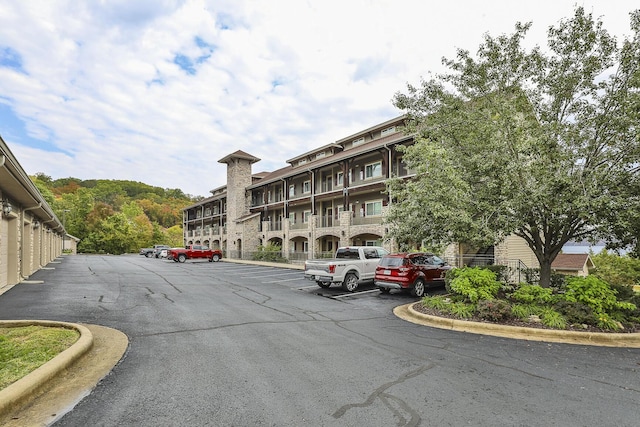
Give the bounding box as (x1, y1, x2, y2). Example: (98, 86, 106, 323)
(379, 257, 404, 267)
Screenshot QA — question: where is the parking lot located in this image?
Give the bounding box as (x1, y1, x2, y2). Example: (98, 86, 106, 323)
(1, 255, 638, 426)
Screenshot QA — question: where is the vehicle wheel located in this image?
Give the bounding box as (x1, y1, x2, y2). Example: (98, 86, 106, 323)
(316, 281, 331, 288)
(145, 252, 152, 258)
(379, 287, 391, 294)
(211, 254, 221, 262)
(342, 273, 359, 292)
(411, 279, 426, 297)
(178, 254, 187, 263)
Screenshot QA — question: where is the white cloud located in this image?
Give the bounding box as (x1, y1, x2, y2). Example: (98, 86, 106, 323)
(0, 0, 637, 196)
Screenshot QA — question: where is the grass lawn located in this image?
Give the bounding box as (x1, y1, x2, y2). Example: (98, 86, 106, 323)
(0, 326, 79, 390)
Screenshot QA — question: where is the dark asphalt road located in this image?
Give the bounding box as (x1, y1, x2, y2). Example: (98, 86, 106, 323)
(1, 255, 639, 426)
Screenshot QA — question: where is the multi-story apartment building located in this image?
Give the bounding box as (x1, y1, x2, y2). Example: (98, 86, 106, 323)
(183, 116, 412, 260)
(182, 115, 544, 274)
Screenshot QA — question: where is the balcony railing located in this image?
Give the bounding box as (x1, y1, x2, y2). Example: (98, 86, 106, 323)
(317, 216, 335, 228)
(268, 221, 282, 231)
(351, 216, 382, 226)
(289, 222, 308, 230)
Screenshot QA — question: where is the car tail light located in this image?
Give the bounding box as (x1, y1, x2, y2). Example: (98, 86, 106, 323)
(329, 265, 336, 274)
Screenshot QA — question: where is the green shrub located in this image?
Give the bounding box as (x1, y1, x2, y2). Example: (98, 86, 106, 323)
(511, 284, 554, 304)
(481, 265, 510, 283)
(563, 276, 636, 314)
(539, 308, 567, 329)
(421, 295, 450, 311)
(444, 268, 463, 293)
(476, 299, 512, 322)
(252, 244, 287, 263)
(595, 313, 622, 331)
(511, 303, 539, 321)
(448, 267, 501, 303)
(553, 300, 596, 325)
(592, 251, 640, 287)
(448, 302, 476, 319)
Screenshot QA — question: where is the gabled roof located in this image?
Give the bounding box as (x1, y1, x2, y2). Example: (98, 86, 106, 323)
(551, 254, 595, 271)
(246, 130, 413, 189)
(218, 150, 261, 164)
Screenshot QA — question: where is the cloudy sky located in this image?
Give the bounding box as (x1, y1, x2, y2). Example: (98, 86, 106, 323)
(0, 1, 637, 197)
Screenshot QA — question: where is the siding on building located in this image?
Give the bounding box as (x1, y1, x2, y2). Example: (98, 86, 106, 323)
(1, 136, 66, 291)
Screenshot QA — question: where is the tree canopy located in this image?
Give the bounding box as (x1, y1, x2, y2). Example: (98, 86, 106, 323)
(31, 174, 196, 254)
(388, 7, 640, 286)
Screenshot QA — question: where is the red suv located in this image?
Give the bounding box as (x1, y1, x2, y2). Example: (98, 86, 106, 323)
(374, 252, 451, 297)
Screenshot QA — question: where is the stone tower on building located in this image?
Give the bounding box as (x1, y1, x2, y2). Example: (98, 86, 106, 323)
(217, 151, 260, 258)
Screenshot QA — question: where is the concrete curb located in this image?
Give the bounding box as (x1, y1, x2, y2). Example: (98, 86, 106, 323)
(394, 303, 640, 348)
(0, 320, 93, 417)
(223, 258, 305, 270)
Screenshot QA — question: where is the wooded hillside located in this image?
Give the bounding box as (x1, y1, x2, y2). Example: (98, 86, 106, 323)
(30, 173, 200, 254)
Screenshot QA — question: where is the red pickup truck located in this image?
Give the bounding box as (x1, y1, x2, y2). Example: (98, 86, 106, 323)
(168, 245, 222, 263)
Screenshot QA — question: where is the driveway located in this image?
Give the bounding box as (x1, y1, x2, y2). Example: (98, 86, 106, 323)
(0, 255, 638, 426)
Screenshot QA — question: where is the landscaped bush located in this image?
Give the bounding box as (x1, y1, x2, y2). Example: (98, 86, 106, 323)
(592, 251, 640, 288)
(511, 283, 554, 305)
(447, 267, 501, 303)
(539, 308, 567, 329)
(476, 299, 512, 322)
(563, 276, 636, 316)
(252, 244, 288, 263)
(552, 300, 596, 325)
(420, 264, 640, 332)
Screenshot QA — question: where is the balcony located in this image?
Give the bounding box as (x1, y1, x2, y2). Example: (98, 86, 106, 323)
(351, 216, 382, 226)
(317, 216, 335, 228)
(267, 221, 282, 231)
(289, 221, 308, 230)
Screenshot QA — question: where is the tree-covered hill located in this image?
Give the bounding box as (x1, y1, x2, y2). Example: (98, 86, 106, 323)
(31, 173, 200, 254)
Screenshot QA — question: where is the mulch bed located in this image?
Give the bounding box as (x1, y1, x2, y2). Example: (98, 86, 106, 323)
(411, 302, 640, 334)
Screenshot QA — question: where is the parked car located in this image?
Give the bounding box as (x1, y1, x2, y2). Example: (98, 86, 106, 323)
(374, 252, 451, 297)
(157, 249, 169, 259)
(139, 245, 170, 258)
(304, 246, 388, 292)
(167, 245, 222, 263)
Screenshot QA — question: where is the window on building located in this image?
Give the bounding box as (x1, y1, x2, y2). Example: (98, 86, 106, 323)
(381, 126, 396, 137)
(336, 171, 343, 186)
(303, 210, 312, 223)
(366, 200, 382, 216)
(289, 184, 295, 197)
(316, 152, 326, 159)
(299, 159, 307, 165)
(352, 137, 365, 146)
(365, 161, 382, 179)
(303, 180, 311, 193)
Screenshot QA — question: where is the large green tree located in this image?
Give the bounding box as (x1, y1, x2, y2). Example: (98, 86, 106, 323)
(389, 7, 640, 287)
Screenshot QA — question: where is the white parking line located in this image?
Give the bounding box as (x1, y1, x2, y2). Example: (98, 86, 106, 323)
(262, 278, 304, 283)
(330, 289, 380, 298)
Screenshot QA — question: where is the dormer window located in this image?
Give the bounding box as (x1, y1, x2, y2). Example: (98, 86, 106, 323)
(381, 126, 396, 137)
(299, 159, 307, 165)
(352, 137, 365, 146)
(316, 152, 326, 159)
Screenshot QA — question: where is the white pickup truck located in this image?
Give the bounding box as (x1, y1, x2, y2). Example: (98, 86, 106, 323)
(304, 246, 389, 292)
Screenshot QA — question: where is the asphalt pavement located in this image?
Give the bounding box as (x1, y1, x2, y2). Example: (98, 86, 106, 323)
(1, 255, 639, 426)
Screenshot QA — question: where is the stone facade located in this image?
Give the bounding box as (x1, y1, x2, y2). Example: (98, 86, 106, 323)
(182, 116, 539, 270)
